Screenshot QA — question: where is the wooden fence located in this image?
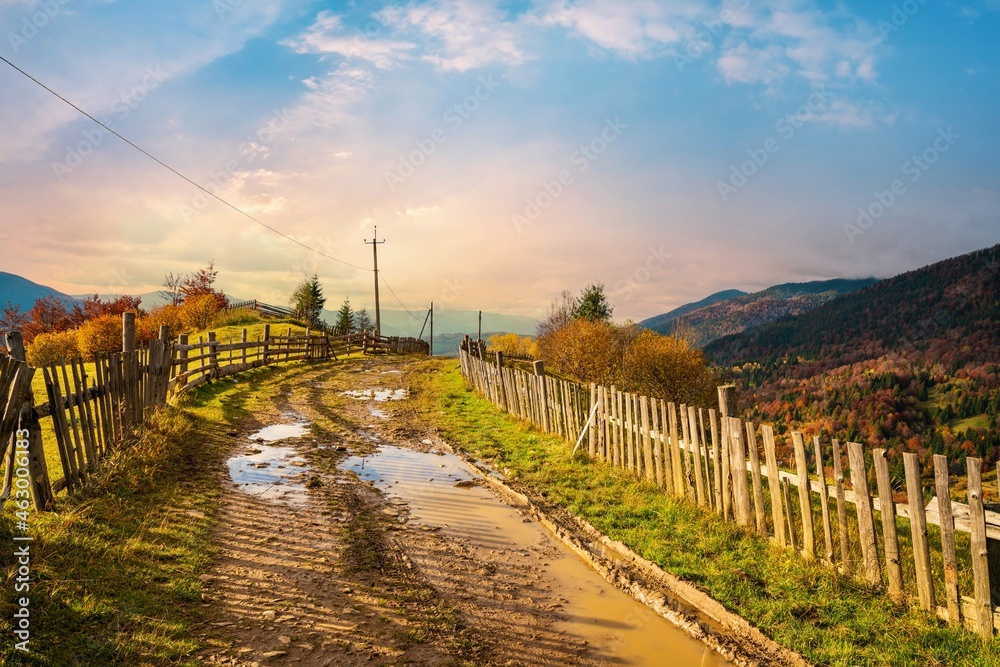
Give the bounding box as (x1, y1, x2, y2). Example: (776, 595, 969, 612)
(0, 315, 429, 511)
(460, 346, 1000, 639)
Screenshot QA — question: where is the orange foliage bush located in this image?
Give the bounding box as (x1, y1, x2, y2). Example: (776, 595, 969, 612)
(77, 314, 122, 361)
(180, 294, 220, 331)
(26, 330, 80, 366)
(487, 333, 537, 358)
(538, 320, 717, 407)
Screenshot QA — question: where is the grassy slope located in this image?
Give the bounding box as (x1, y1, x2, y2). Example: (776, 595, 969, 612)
(0, 363, 301, 666)
(408, 358, 1000, 667)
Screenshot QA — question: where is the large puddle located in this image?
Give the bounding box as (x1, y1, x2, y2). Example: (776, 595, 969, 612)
(340, 446, 727, 666)
(228, 421, 313, 504)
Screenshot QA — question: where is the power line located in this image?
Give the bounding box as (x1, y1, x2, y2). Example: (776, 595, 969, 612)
(379, 272, 421, 321)
(0, 53, 371, 273)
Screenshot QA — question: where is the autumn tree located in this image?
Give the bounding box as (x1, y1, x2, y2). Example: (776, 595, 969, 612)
(291, 275, 327, 327)
(1, 302, 28, 333)
(180, 262, 228, 309)
(536, 289, 576, 338)
(22, 296, 72, 342)
(160, 272, 184, 306)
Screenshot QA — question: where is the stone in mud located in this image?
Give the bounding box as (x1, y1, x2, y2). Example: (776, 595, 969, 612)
(453, 480, 475, 489)
(261, 650, 287, 659)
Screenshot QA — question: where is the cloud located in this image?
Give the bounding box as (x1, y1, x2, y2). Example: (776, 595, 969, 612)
(378, 0, 530, 71)
(716, 42, 789, 84)
(286, 65, 374, 129)
(282, 11, 417, 69)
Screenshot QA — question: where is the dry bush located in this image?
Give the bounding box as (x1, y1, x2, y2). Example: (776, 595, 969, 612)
(537, 318, 623, 386)
(621, 330, 718, 407)
(26, 330, 80, 366)
(487, 333, 536, 358)
(147, 305, 185, 337)
(77, 314, 123, 361)
(180, 294, 220, 331)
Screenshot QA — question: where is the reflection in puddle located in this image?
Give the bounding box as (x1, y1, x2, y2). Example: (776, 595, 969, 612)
(341, 388, 408, 402)
(338, 446, 728, 666)
(249, 421, 310, 442)
(370, 408, 389, 420)
(228, 444, 311, 504)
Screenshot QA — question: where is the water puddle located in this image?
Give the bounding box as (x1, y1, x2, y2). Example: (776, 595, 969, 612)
(248, 421, 310, 442)
(341, 388, 408, 402)
(339, 446, 728, 665)
(229, 420, 313, 504)
(369, 408, 389, 420)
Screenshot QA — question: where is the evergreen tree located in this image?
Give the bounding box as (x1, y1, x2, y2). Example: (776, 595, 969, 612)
(291, 275, 326, 327)
(334, 297, 355, 335)
(573, 283, 613, 322)
(354, 308, 373, 333)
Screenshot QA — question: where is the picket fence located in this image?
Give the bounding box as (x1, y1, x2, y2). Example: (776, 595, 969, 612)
(460, 345, 1000, 639)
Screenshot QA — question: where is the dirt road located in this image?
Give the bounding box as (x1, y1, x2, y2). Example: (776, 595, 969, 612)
(192, 358, 726, 666)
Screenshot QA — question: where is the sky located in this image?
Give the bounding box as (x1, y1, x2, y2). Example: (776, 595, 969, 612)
(0, 0, 998, 324)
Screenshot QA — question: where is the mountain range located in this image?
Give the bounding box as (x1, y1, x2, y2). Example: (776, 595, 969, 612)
(640, 278, 878, 348)
(703, 243, 1000, 463)
(0, 272, 79, 311)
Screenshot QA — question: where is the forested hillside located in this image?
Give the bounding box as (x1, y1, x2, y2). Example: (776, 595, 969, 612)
(705, 244, 1000, 469)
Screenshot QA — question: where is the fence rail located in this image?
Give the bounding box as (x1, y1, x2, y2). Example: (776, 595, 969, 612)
(460, 346, 1000, 639)
(0, 317, 428, 511)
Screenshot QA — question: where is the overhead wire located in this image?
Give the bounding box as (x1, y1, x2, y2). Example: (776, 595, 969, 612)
(0, 52, 372, 273)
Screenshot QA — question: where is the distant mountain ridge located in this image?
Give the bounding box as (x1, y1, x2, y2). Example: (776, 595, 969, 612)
(0, 272, 79, 311)
(641, 278, 878, 348)
(703, 243, 1000, 460)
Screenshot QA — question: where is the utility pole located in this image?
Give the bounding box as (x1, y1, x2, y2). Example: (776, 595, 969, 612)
(429, 301, 434, 357)
(364, 226, 385, 337)
(477, 310, 482, 346)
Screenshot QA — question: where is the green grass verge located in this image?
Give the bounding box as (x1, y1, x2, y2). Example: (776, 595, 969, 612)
(0, 362, 301, 666)
(408, 358, 1000, 667)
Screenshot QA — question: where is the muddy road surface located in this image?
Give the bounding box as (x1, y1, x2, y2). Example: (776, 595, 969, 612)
(193, 358, 730, 666)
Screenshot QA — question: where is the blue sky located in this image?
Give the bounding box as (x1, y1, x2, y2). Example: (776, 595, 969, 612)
(0, 0, 998, 322)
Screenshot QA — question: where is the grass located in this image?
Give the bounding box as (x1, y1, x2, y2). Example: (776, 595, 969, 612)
(0, 361, 307, 666)
(407, 357, 1000, 667)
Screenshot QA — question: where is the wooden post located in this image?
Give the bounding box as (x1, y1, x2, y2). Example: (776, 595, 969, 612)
(745, 422, 766, 533)
(792, 432, 815, 558)
(710, 409, 723, 515)
(813, 437, 834, 563)
(762, 425, 785, 546)
(832, 439, 852, 575)
(533, 360, 548, 433)
(968, 458, 994, 639)
(903, 452, 935, 611)
(122, 312, 136, 354)
(847, 442, 882, 588)
(689, 406, 706, 505)
(782, 478, 798, 552)
(177, 334, 189, 388)
(642, 396, 654, 484)
(729, 418, 752, 528)
(668, 402, 683, 496)
(718, 386, 735, 519)
(933, 454, 962, 627)
(262, 324, 271, 364)
(873, 448, 904, 601)
(588, 383, 596, 458)
(241, 328, 248, 365)
(208, 332, 218, 378)
(4, 332, 54, 510)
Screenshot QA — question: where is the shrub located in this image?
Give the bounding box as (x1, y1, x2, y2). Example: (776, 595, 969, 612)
(147, 305, 185, 337)
(487, 333, 536, 358)
(180, 294, 220, 331)
(621, 330, 718, 407)
(77, 314, 122, 361)
(27, 330, 80, 366)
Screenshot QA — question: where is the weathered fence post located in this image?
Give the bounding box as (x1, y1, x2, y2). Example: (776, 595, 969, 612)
(177, 334, 189, 388)
(718, 385, 736, 519)
(263, 324, 271, 364)
(208, 332, 218, 378)
(791, 432, 815, 558)
(533, 360, 549, 433)
(873, 448, 904, 601)
(122, 313, 138, 428)
(4, 332, 54, 510)
(903, 452, 935, 611)
(968, 458, 994, 639)
(847, 442, 882, 588)
(933, 454, 962, 627)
